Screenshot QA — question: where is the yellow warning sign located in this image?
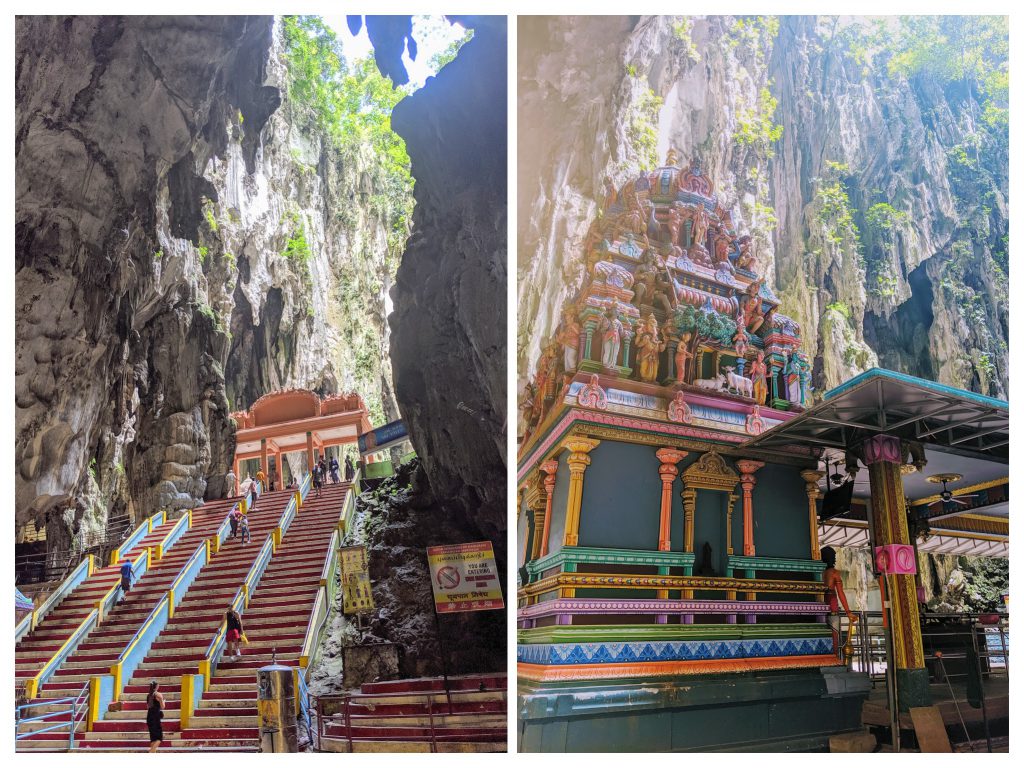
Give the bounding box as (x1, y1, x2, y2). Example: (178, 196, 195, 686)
(340, 545, 374, 614)
(426, 541, 504, 614)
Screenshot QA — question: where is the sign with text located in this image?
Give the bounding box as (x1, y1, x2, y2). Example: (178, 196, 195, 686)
(340, 545, 375, 614)
(426, 541, 504, 614)
(358, 419, 408, 457)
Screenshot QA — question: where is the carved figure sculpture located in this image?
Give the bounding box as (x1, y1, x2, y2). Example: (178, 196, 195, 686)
(713, 230, 735, 266)
(785, 352, 801, 404)
(736, 235, 756, 271)
(722, 366, 753, 398)
(694, 373, 726, 392)
(664, 203, 684, 246)
(690, 204, 710, 251)
(749, 351, 768, 405)
(555, 310, 582, 373)
(679, 157, 714, 197)
(635, 314, 666, 383)
(738, 278, 767, 333)
(667, 389, 693, 423)
(796, 352, 812, 406)
(674, 332, 693, 383)
(599, 306, 624, 369)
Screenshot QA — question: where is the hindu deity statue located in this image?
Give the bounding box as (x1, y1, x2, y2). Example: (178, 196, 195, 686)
(674, 331, 694, 383)
(689, 203, 710, 252)
(615, 189, 649, 246)
(664, 202, 684, 247)
(635, 314, 666, 383)
(736, 234, 756, 271)
(713, 230, 735, 266)
(749, 350, 768, 405)
(599, 305, 625, 369)
(737, 278, 767, 334)
(784, 351, 812, 406)
(555, 309, 582, 374)
(632, 250, 675, 314)
(519, 382, 539, 441)
(797, 352, 812, 406)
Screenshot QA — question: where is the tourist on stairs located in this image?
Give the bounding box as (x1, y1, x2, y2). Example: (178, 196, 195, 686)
(330, 455, 341, 484)
(312, 462, 323, 498)
(344, 454, 354, 482)
(229, 507, 241, 539)
(118, 558, 133, 603)
(240, 513, 251, 545)
(224, 467, 236, 498)
(146, 680, 164, 752)
(225, 608, 245, 659)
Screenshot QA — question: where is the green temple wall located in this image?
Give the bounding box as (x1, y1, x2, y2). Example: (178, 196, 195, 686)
(750, 463, 813, 560)
(578, 441, 662, 551)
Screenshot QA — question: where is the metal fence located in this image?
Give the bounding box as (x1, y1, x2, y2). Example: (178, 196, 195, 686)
(841, 610, 1008, 752)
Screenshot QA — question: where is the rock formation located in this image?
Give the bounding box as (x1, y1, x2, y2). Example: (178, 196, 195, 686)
(16, 17, 405, 552)
(517, 15, 1007, 402)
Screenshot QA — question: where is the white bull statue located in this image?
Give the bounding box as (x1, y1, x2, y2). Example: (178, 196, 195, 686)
(694, 374, 726, 391)
(722, 366, 753, 398)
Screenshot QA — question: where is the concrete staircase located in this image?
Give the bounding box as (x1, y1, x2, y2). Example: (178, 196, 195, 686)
(180, 482, 350, 749)
(71, 484, 346, 750)
(320, 674, 508, 753)
(75, 489, 294, 750)
(15, 500, 238, 749)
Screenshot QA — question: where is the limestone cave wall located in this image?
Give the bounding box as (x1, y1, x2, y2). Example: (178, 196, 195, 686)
(15, 16, 403, 553)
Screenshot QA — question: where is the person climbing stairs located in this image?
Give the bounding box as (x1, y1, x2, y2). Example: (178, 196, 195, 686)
(15, 499, 238, 749)
(77, 486, 307, 749)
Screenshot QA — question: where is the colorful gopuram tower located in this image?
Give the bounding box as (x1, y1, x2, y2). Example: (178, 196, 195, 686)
(517, 152, 868, 751)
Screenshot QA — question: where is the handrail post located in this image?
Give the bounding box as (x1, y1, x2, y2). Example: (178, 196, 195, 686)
(345, 695, 353, 753)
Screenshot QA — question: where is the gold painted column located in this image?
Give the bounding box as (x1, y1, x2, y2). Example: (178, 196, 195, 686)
(538, 460, 559, 558)
(863, 435, 929, 710)
(800, 469, 824, 561)
(561, 437, 599, 599)
(680, 488, 697, 599)
(655, 448, 687, 601)
(561, 437, 600, 548)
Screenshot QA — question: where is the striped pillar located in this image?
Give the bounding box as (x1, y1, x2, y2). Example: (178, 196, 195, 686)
(655, 448, 687, 605)
(864, 434, 929, 711)
(561, 437, 600, 548)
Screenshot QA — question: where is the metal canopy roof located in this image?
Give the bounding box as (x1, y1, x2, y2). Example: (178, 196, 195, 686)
(742, 368, 1009, 463)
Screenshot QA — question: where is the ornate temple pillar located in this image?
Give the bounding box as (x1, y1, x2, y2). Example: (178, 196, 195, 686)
(863, 435, 929, 710)
(538, 459, 559, 558)
(736, 460, 764, 557)
(800, 469, 824, 561)
(525, 477, 546, 563)
(736, 460, 764, 604)
(260, 438, 268, 486)
(655, 448, 687, 608)
(561, 437, 600, 598)
(680, 488, 697, 600)
(562, 437, 600, 548)
(306, 431, 315, 475)
(800, 469, 825, 605)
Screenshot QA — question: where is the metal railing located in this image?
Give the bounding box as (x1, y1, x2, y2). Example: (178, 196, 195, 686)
(15, 680, 89, 749)
(843, 609, 1008, 752)
(315, 687, 507, 753)
(295, 669, 314, 747)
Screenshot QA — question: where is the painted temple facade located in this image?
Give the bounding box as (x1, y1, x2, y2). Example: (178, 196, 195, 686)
(517, 152, 863, 750)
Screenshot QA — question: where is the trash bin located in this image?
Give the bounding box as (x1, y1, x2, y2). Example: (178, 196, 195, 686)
(258, 661, 298, 752)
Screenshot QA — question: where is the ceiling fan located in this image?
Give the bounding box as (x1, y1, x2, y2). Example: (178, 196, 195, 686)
(923, 473, 977, 516)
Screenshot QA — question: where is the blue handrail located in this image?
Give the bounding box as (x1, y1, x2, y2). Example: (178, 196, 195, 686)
(15, 679, 89, 748)
(296, 669, 313, 745)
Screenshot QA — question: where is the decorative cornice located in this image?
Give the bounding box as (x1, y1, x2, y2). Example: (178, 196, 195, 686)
(518, 597, 829, 619)
(727, 555, 826, 573)
(527, 546, 696, 577)
(521, 571, 826, 597)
